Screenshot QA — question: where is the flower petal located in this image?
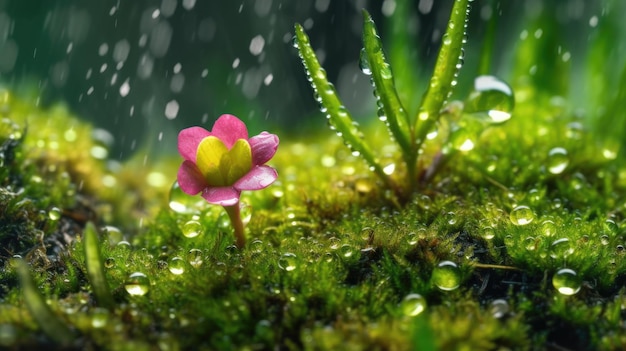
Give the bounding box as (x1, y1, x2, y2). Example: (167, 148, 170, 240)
(178, 127, 211, 162)
(202, 186, 240, 206)
(196, 136, 228, 186)
(249, 132, 279, 165)
(211, 114, 248, 148)
(234, 165, 278, 191)
(220, 139, 252, 185)
(177, 161, 207, 195)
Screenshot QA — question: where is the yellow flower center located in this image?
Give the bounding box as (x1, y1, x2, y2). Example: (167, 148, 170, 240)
(196, 136, 252, 186)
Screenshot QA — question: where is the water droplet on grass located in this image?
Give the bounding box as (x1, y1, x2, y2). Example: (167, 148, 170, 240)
(400, 293, 427, 317)
(552, 268, 581, 295)
(510, 206, 534, 225)
(481, 226, 495, 240)
(540, 220, 557, 237)
(125, 272, 150, 296)
(359, 49, 372, 75)
(432, 261, 461, 291)
(104, 257, 116, 268)
(48, 207, 62, 221)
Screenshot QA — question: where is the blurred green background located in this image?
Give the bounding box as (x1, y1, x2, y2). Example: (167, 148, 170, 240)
(0, 0, 622, 159)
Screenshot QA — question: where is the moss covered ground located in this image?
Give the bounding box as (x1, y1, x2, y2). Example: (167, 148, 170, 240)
(2, 2, 626, 350)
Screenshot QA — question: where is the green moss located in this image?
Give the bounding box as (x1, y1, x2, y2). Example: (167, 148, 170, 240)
(1, 2, 626, 351)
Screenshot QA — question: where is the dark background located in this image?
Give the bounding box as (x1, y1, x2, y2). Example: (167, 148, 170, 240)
(0, 0, 610, 159)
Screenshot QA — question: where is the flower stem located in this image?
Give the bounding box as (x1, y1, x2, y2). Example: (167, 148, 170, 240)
(224, 204, 245, 248)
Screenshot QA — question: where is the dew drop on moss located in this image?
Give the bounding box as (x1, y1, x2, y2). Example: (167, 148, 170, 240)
(464, 75, 514, 124)
(104, 257, 115, 269)
(540, 220, 557, 237)
(489, 299, 509, 318)
(510, 206, 534, 225)
(550, 238, 574, 259)
(91, 307, 109, 328)
(552, 268, 581, 295)
(48, 207, 62, 221)
(604, 219, 619, 234)
(432, 261, 461, 291)
(168, 257, 185, 275)
(187, 249, 203, 268)
(278, 253, 297, 271)
(400, 293, 427, 317)
(547, 147, 569, 174)
(169, 181, 203, 214)
(340, 244, 354, 258)
(124, 272, 150, 296)
(481, 226, 495, 240)
(181, 220, 202, 238)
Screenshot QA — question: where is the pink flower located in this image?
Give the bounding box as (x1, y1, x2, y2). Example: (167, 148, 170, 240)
(176, 114, 279, 206)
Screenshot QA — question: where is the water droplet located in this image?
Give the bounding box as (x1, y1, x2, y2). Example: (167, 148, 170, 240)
(359, 48, 372, 75)
(169, 181, 203, 214)
(278, 253, 297, 271)
(181, 220, 202, 238)
(550, 238, 574, 259)
(48, 207, 62, 221)
(168, 256, 185, 275)
(464, 75, 514, 124)
(481, 226, 496, 240)
(400, 293, 427, 317)
(604, 219, 619, 234)
(489, 299, 509, 318)
(552, 268, 581, 295)
(524, 236, 537, 251)
(188, 249, 203, 268)
(445, 211, 457, 225)
(124, 272, 150, 296)
(540, 220, 557, 237)
(547, 147, 569, 174)
(510, 206, 534, 225)
(91, 307, 109, 328)
(104, 257, 116, 268)
(442, 33, 452, 45)
(340, 244, 354, 258)
(432, 261, 461, 291)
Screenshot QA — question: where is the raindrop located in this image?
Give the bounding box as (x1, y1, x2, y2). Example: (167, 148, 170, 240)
(464, 75, 514, 124)
(119, 78, 131, 97)
(125, 272, 150, 296)
(278, 253, 297, 271)
(164, 100, 179, 120)
(432, 261, 461, 291)
(249, 35, 265, 56)
(442, 33, 452, 45)
(546, 147, 569, 174)
(552, 268, 581, 295)
(400, 293, 427, 317)
(103, 226, 124, 245)
(91, 307, 109, 328)
(510, 206, 534, 226)
(168, 257, 185, 275)
(181, 220, 202, 238)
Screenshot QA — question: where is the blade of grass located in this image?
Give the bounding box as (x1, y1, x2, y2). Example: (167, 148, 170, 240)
(414, 0, 471, 150)
(294, 23, 395, 190)
(361, 10, 413, 157)
(84, 221, 115, 309)
(15, 258, 75, 345)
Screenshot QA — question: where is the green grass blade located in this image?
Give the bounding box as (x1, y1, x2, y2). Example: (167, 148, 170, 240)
(294, 23, 393, 188)
(361, 10, 413, 156)
(414, 0, 471, 149)
(15, 259, 75, 345)
(84, 221, 115, 309)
